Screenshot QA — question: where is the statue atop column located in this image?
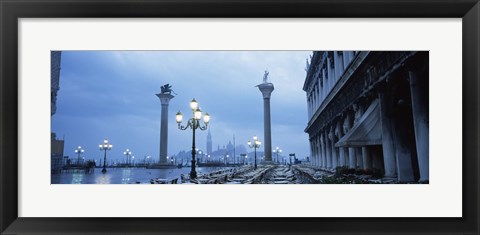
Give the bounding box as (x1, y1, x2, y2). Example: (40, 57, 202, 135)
(257, 70, 275, 163)
(263, 70, 269, 83)
(156, 84, 175, 168)
(160, 84, 177, 95)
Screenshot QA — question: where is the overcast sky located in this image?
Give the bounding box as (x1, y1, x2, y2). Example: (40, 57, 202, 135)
(52, 51, 312, 163)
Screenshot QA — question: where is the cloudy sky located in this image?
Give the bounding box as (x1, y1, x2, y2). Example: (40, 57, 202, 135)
(52, 51, 312, 163)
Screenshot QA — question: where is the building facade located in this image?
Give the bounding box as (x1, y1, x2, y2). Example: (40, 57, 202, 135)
(51, 133, 65, 174)
(303, 51, 429, 182)
(51, 51, 64, 173)
(51, 51, 62, 116)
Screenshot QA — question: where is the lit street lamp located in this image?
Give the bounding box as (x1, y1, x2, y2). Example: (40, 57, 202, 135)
(74, 146, 84, 165)
(98, 139, 112, 173)
(247, 135, 261, 170)
(176, 98, 210, 179)
(123, 149, 132, 167)
(144, 155, 151, 166)
(273, 147, 282, 164)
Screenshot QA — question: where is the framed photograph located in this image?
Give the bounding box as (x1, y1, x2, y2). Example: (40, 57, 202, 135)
(1, 0, 478, 234)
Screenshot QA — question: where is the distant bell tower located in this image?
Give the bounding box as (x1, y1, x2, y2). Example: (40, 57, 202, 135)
(207, 129, 212, 155)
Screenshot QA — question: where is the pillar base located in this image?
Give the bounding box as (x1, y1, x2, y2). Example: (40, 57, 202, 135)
(147, 163, 177, 169)
(259, 161, 277, 165)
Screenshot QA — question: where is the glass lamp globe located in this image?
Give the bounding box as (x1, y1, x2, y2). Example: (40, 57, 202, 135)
(190, 98, 198, 110)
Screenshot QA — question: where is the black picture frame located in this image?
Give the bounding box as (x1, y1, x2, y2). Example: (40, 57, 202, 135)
(1, 0, 478, 234)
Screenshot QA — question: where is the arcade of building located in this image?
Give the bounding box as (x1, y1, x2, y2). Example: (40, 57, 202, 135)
(303, 51, 429, 182)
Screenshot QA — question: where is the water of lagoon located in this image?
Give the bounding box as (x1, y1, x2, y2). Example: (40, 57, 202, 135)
(51, 167, 231, 184)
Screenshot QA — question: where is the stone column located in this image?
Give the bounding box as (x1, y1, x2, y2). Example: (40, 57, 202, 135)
(362, 147, 372, 170)
(312, 88, 316, 111)
(257, 82, 275, 162)
(355, 148, 363, 169)
(353, 103, 365, 169)
(327, 52, 335, 93)
(339, 148, 347, 167)
(378, 89, 397, 178)
(311, 140, 315, 166)
(313, 137, 318, 166)
(343, 51, 352, 68)
(349, 147, 356, 168)
(329, 126, 338, 169)
(317, 80, 322, 107)
(334, 52, 344, 80)
(156, 93, 175, 164)
(316, 135, 322, 167)
(322, 68, 327, 101)
(316, 133, 320, 167)
(336, 120, 346, 167)
(308, 139, 313, 165)
(343, 113, 356, 168)
(392, 95, 415, 183)
(320, 133, 326, 168)
(325, 129, 332, 169)
(409, 70, 429, 182)
(314, 140, 319, 166)
(307, 97, 311, 118)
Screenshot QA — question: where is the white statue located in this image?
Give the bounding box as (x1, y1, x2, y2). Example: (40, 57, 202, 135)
(263, 70, 269, 83)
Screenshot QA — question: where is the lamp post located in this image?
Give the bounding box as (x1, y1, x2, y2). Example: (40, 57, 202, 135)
(273, 147, 282, 164)
(247, 136, 261, 170)
(176, 98, 210, 179)
(74, 146, 84, 166)
(144, 155, 151, 166)
(123, 149, 132, 167)
(98, 139, 112, 173)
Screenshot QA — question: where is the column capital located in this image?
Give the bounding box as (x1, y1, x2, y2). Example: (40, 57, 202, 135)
(156, 93, 175, 105)
(257, 83, 275, 99)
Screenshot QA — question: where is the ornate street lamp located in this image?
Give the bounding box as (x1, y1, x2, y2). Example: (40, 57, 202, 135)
(98, 139, 112, 173)
(176, 98, 210, 179)
(247, 135, 261, 170)
(123, 149, 132, 167)
(273, 147, 282, 164)
(74, 146, 84, 166)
